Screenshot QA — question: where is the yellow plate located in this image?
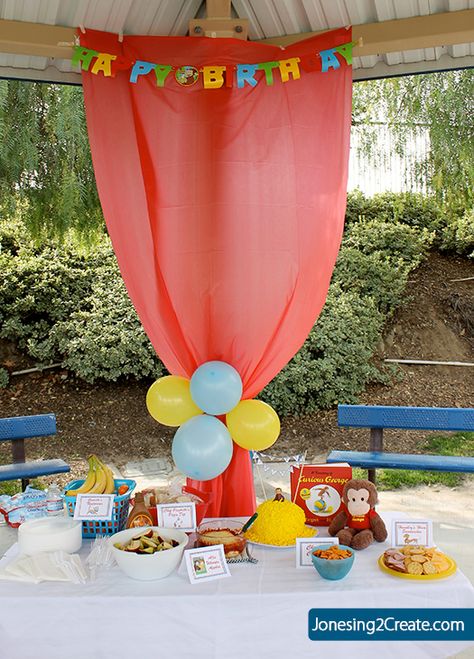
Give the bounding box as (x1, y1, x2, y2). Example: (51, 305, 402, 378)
(378, 553, 457, 580)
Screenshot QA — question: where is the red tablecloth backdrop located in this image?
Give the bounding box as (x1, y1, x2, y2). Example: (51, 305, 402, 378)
(80, 28, 352, 516)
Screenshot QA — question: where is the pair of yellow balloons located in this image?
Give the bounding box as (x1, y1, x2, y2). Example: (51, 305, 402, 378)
(146, 376, 202, 427)
(146, 375, 281, 452)
(226, 399, 280, 451)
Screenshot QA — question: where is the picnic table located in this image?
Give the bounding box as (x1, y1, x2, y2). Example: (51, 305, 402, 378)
(0, 512, 472, 659)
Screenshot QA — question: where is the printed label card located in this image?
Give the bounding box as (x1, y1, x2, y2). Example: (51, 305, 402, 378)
(296, 537, 340, 568)
(391, 519, 434, 547)
(157, 502, 196, 532)
(184, 545, 231, 584)
(73, 494, 115, 521)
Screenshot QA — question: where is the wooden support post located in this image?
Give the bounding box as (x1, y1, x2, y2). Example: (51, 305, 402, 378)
(189, 0, 248, 40)
(368, 428, 383, 485)
(207, 0, 232, 17)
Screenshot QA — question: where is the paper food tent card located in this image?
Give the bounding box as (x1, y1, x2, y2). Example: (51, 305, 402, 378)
(78, 27, 352, 517)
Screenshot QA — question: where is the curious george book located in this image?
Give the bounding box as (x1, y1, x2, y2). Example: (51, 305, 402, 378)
(290, 463, 352, 527)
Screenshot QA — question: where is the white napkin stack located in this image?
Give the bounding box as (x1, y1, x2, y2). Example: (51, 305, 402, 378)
(0, 550, 87, 584)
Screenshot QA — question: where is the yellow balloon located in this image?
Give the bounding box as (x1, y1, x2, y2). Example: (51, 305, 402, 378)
(146, 376, 202, 427)
(226, 400, 280, 451)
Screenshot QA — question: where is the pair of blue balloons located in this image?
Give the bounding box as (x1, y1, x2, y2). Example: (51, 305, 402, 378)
(172, 361, 242, 481)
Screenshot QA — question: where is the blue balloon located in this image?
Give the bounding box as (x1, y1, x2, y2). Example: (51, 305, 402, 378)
(172, 415, 233, 481)
(190, 361, 243, 415)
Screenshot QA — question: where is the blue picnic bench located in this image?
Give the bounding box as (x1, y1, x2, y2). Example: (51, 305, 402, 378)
(0, 414, 70, 491)
(327, 404, 474, 484)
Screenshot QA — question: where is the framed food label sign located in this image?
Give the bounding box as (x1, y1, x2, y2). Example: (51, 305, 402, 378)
(184, 545, 231, 584)
(391, 519, 433, 547)
(74, 494, 115, 521)
(296, 537, 340, 568)
(156, 502, 196, 532)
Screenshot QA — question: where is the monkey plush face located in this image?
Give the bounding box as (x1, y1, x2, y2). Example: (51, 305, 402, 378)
(346, 488, 371, 515)
(343, 479, 377, 516)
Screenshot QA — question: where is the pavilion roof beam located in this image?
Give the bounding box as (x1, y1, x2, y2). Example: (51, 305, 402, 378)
(0, 19, 74, 59)
(260, 8, 474, 57)
(0, 8, 472, 61)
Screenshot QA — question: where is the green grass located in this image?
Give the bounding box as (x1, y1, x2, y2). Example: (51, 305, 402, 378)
(352, 432, 474, 490)
(0, 479, 44, 496)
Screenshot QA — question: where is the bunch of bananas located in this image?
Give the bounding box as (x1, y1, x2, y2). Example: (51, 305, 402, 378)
(66, 455, 115, 496)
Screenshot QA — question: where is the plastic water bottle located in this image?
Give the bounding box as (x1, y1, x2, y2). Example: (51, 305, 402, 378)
(46, 483, 64, 516)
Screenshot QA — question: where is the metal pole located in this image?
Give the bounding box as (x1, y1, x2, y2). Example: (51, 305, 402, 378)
(12, 439, 29, 491)
(368, 427, 383, 485)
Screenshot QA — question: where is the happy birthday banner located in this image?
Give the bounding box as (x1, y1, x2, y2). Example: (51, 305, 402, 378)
(72, 40, 354, 90)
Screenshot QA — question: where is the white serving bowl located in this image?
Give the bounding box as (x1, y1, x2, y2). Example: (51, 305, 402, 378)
(109, 527, 189, 581)
(19, 517, 82, 555)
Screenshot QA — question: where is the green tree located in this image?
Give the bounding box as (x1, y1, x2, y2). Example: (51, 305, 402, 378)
(0, 71, 472, 242)
(352, 69, 474, 208)
(0, 80, 102, 241)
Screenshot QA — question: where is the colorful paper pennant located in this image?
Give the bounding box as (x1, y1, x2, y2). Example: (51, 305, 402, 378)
(72, 40, 354, 90)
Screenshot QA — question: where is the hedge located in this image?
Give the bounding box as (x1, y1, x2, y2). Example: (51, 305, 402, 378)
(0, 192, 449, 412)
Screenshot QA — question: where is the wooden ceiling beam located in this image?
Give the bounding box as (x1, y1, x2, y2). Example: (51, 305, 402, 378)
(259, 8, 474, 56)
(0, 9, 472, 60)
(0, 19, 75, 59)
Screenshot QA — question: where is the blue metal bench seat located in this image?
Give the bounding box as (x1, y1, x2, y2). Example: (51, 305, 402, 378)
(0, 414, 70, 490)
(327, 405, 474, 484)
(0, 460, 71, 482)
(327, 450, 474, 473)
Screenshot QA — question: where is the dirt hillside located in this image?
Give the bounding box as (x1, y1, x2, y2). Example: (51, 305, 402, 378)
(0, 252, 472, 484)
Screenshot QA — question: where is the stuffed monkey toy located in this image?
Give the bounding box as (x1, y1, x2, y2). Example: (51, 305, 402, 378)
(328, 478, 387, 550)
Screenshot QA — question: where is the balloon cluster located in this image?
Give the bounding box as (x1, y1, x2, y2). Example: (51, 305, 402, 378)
(146, 361, 280, 481)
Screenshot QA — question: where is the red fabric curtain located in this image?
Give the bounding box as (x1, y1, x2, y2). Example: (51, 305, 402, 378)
(80, 29, 352, 517)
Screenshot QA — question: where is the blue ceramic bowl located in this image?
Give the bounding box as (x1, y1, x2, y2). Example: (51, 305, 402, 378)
(311, 544, 355, 580)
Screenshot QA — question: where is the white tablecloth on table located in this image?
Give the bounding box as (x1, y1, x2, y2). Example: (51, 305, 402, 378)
(0, 512, 472, 659)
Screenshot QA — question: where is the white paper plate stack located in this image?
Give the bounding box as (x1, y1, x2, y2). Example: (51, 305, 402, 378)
(18, 517, 82, 555)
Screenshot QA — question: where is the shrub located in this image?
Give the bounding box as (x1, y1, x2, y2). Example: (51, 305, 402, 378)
(439, 209, 474, 257)
(344, 189, 372, 225)
(343, 220, 434, 268)
(344, 190, 473, 257)
(333, 248, 409, 314)
(0, 227, 166, 382)
(259, 216, 436, 413)
(261, 286, 385, 414)
(0, 368, 8, 388)
(0, 216, 29, 255)
(0, 189, 439, 412)
(345, 190, 442, 233)
(51, 265, 165, 382)
(0, 246, 108, 362)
